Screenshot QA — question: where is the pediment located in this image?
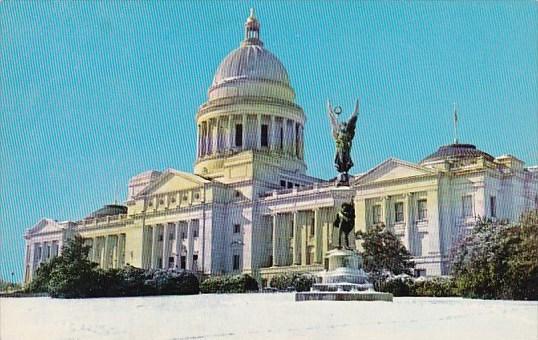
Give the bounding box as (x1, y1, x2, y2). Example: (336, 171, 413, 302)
(355, 158, 436, 185)
(27, 218, 64, 235)
(138, 169, 210, 196)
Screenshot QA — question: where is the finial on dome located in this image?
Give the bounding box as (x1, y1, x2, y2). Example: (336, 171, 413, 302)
(243, 8, 262, 46)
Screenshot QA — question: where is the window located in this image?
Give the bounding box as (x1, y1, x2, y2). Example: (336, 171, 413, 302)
(418, 199, 428, 220)
(233, 254, 240, 271)
(235, 124, 243, 147)
(158, 234, 164, 242)
(169, 232, 175, 240)
(261, 124, 268, 147)
(414, 269, 426, 278)
(194, 192, 200, 200)
(290, 220, 294, 237)
(287, 181, 293, 189)
(310, 218, 315, 236)
(193, 226, 199, 238)
(294, 183, 300, 188)
(158, 257, 163, 268)
(279, 127, 284, 149)
(490, 196, 497, 217)
(372, 205, 382, 224)
(180, 256, 186, 269)
(193, 254, 198, 270)
(181, 232, 186, 239)
(168, 256, 174, 268)
(462, 195, 473, 218)
(233, 224, 241, 234)
(395, 202, 404, 223)
(280, 180, 286, 188)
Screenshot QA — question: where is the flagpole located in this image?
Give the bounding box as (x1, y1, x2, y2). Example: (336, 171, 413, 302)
(453, 103, 458, 144)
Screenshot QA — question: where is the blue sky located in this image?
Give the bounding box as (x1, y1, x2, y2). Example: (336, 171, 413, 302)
(1, 2, 536, 282)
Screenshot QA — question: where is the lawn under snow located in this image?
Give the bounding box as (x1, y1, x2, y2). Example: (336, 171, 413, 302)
(1, 293, 537, 340)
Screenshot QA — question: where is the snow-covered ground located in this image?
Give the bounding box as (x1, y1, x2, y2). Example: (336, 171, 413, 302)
(1, 293, 537, 340)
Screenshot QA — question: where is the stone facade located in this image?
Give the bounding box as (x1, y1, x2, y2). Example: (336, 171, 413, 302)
(23, 12, 538, 283)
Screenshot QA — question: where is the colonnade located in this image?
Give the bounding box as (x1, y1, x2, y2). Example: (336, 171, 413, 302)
(197, 114, 304, 159)
(144, 219, 199, 271)
(271, 207, 337, 267)
(86, 234, 126, 269)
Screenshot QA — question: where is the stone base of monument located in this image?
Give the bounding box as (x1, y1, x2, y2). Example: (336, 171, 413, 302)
(295, 249, 393, 302)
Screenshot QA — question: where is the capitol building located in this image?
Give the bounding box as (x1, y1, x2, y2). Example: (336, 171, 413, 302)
(23, 12, 538, 284)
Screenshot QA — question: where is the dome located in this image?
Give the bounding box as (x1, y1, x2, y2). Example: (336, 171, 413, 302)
(206, 9, 295, 102)
(420, 143, 494, 164)
(211, 45, 290, 88)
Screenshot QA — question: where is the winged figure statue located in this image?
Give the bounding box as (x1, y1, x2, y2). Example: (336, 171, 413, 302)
(327, 99, 359, 186)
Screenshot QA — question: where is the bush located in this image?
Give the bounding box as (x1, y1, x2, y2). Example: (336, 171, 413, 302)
(27, 236, 200, 298)
(200, 274, 258, 294)
(268, 273, 317, 292)
(378, 276, 457, 297)
(412, 277, 457, 297)
(451, 211, 538, 300)
(378, 275, 413, 297)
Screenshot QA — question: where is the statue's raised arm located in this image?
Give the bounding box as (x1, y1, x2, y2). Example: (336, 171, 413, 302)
(326, 99, 360, 186)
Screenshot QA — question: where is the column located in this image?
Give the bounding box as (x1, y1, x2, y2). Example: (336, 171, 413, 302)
(241, 114, 247, 150)
(270, 116, 276, 151)
(314, 209, 322, 263)
(151, 225, 158, 269)
(322, 209, 330, 258)
(102, 235, 110, 269)
(301, 213, 308, 266)
(174, 222, 181, 269)
(186, 220, 194, 270)
(213, 117, 220, 154)
(92, 238, 99, 264)
(227, 116, 233, 150)
(292, 211, 300, 265)
(427, 189, 441, 256)
(117, 234, 126, 268)
(382, 196, 390, 226)
(291, 121, 297, 157)
(162, 224, 170, 269)
(404, 193, 413, 253)
(272, 214, 278, 266)
(256, 114, 262, 149)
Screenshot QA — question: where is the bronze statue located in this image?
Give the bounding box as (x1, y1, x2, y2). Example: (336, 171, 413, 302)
(327, 100, 359, 186)
(333, 201, 355, 249)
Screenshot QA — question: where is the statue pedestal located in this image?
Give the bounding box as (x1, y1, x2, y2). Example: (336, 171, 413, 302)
(295, 249, 393, 302)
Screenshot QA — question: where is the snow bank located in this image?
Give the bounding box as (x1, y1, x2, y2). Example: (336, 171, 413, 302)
(1, 293, 536, 340)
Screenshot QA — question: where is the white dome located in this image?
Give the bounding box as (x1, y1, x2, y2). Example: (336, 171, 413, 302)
(212, 44, 290, 87)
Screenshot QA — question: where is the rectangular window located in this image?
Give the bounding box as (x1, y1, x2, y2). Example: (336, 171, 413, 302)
(310, 218, 315, 237)
(395, 202, 404, 223)
(462, 195, 473, 218)
(279, 127, 284, 149)
(193, 226, 199, 238)
(280, 180, 286, 187)
(233, 224, 241, 234)
(418, 199, 428, 220)
(261, 124, 269, 147)
(168, 256, 174, 268)
(158, 234, 164, 242)
(372, 205, 382, 224)
(490, 196, 497, 217)
(181, 232, 186, 239)
(290, 220, 294, 237)
(233, 254, 240, 271)
(235, 124, 243, 147)
(287, 181, 293, 189)
(180, 256, 186, 269)
(158, 257, 163, 269)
